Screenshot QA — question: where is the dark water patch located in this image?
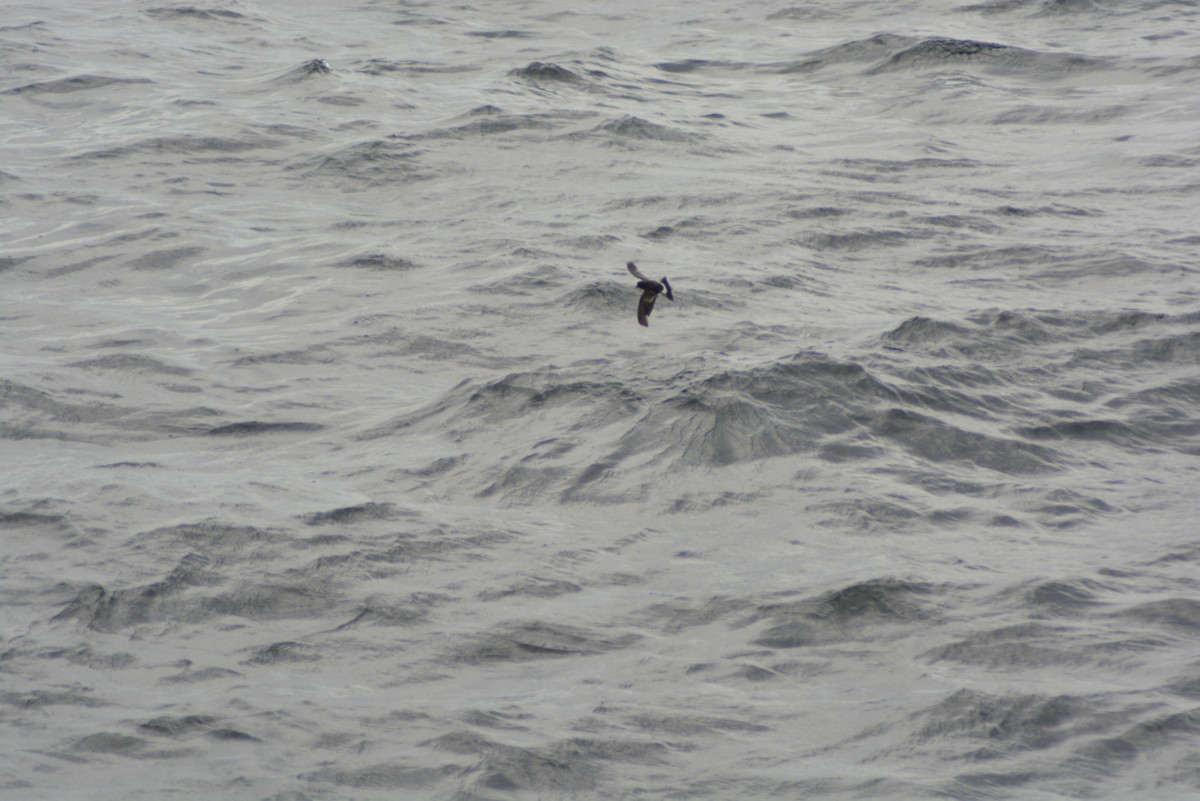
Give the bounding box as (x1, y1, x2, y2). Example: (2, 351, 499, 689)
(302, 761, 460, 790)
(559, 736, 671, 765)
(140, 715, 219, 737)
(469, 262, 571, 296)
(833, 156, 982, 174)
(1, 379, 132, 433)
(2, 74, 154, 95)
(807, 497, 924, 531)
(625, 712, 770, 736)
(288, 138, 428, 188)
(913, 213, 1004, 234)
(803, 228, 912, 249)
(785, 205, 853, 219)
(93, 462, 163, 470)
(873, 407, 1060, 474)
(135, 521, 287, 553)
(208, 727, 260, 742)
(303, 502, 404, 526)
(1067, 333, 1200, 374)
(1164, 675, 1200, 700)
(896, 471, 1014, 500)
(565, 280, 634, 316)
(634, 595, 756, 634)
(163, 665, 242, 683)
(1, 688, 110, 709)
(0, 509, 71, 529)
(356, 58, 480, 76)
(416, 112, 561, 139)
(1082, 310, 1169, 335)
(882, 310, 1099, 365)
(1127, 331, 1200, 365)
(51, 555, 222, 631)
(461, 709, 533, 730)
(467, 29, 534, 38)
(145, 7, 245, 22)
(478, 577, 583, 601)
(336, 253, 419, 271)
(1145, 541, 1200, 566)
(654, 58, 750, 74)
(231, 346, 335, 366)
(200, 581, 339, 621)
(629, 353, 897, 468)
(0, 255, 28, 273)
(577, 115, 696, 143)
(914, 244, 1152, 279)
(70, 353, 192, 375)
(992, 103, 1132, 125)
(43, 254, 118, 278)
(912, 688, 1096, 754)
(1018, 417, 1145, 448)
(1105, 378, 1200, 447)
(638, 214, 720, 239)
(368, 370, 641, 445)
(1118, 598, 1200, 632)
(963, 0, 1173, 16)
(290, 528, 512, 583)
(127, 245, 206, 273)
(480, 460, 568, 496)
(205, 421, 324, 436)
(72, 732, 147, 755)
(667, 488, 769, 513)
(333, 599, 431, 629)
(1030, 491, 1117, 529)
(772, 33, 916, 74)
(272, 58, 332, 82)
(427, 730, 603, 794)
(1071, 709, 1200, 777)
(241, 642, 321, 665)
(923, 622, 1096, 668)
(882, 315, 973, 349)
(451, 621, 640, 664)
(360, 330, 487, 363)
(868, 37, 1108, 76)
(74, 135, 277, 160)
(1021, 577, 1110, 615)
(750, 579, 937, 648)
(510, 61, 585, 83)
(35, 645, 136, 670)
(606, 348, 1057, 474)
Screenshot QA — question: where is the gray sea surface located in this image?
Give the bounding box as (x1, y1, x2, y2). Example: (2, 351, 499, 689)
(3, 1, 1200, 799)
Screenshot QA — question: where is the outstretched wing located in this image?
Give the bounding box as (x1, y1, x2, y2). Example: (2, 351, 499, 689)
(637, 289, 657, 327)
(627, 261, 649, 282)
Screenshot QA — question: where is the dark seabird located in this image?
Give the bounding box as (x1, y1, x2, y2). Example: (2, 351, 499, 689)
(627, 261, 673, 327)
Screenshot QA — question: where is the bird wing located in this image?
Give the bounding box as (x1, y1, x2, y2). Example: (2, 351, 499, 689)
(637, 289, 657, 327)
(627, 261, 649, 281)
(661, 277, 673, 301)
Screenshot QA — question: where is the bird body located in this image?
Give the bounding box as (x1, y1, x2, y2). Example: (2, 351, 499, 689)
(627, 261, 673, 327)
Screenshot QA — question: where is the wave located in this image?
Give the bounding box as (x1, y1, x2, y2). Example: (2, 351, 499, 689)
(72, 134, 278, 161)
(144, 6, 247, 22)
(509, 61, 590, 84)
(572, 114, 697, 144)
(768, 33, 1109, 78)
(2, 74, 153, 95)
(288, 138, 430, 187)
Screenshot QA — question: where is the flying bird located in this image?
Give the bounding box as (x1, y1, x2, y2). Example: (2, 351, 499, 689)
(627, 261, 673, 327)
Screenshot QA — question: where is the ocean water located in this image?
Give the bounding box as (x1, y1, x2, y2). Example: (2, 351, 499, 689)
(3, 0, 1200, 798)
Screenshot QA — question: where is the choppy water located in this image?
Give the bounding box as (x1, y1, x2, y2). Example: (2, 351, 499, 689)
(3, 1, 1200, 799)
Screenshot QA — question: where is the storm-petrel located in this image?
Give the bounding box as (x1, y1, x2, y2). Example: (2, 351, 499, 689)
(627, 261, 673, 327)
